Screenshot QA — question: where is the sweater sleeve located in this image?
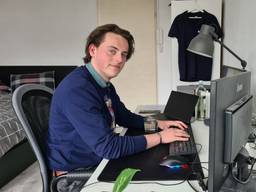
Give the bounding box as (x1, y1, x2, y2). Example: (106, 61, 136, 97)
(61, 83, 147, 159)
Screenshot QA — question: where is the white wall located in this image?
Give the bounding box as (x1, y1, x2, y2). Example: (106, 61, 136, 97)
(1, 0, 254, 112)
(223, 0, 256, 112)
(156, 0, 222, 104)
(97, 0, 157, 111)
(0, 0, 156, 111)
(156, 0, 173, 104)
(0, 0, 97, 65)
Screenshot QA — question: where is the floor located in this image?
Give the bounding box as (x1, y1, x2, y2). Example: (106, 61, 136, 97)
(0, 162, 41, 192)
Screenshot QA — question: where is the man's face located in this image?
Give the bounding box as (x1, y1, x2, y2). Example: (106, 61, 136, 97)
(89, 32, 129, 81)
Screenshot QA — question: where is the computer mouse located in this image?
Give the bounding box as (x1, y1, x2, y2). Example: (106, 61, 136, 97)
(159, 155, 189, 168)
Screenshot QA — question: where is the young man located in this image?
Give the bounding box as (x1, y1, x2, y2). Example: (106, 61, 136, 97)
(46, 24, 189, 188)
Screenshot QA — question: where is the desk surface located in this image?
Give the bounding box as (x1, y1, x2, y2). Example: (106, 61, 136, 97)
(81, 105, 209, 192)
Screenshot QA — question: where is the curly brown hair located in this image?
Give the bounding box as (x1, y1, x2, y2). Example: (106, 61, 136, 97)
(83, 24, 135, 63)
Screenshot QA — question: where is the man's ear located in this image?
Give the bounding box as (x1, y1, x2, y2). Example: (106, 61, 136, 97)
(88, 44, 96, 57)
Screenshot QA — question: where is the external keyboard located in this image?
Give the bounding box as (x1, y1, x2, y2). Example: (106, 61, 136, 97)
(168, 125, 197, 156)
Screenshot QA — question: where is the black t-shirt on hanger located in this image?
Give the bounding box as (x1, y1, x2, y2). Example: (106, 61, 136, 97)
(169, 10, 222, 82)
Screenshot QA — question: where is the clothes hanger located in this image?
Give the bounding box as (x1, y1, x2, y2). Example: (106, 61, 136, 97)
(187, 0, 204, 19)
(189, 8, 204, 13)
(188, 0, 204, 14)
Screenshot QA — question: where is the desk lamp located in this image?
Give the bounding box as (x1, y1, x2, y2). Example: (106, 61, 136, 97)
(187, 24, 247, 70)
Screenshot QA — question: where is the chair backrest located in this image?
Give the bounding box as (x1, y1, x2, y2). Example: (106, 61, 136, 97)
(12, 84, 53, 192)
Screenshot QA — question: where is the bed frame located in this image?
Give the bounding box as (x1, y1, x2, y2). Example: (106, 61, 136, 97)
(0, 65, 77, 188)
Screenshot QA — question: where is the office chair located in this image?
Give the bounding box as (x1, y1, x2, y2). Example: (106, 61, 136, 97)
(12, 84, 94, 192)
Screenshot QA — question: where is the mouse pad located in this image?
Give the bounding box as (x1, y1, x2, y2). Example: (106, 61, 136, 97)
(97, 129, 204, 181)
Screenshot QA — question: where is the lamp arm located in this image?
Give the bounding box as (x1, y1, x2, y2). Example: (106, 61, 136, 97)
(214, 38, 247, 70)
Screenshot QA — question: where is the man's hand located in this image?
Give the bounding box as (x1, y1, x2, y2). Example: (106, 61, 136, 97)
(144, 125, 190, 149)
(159, 128, 190, 144)
(157, 120, 188, 130)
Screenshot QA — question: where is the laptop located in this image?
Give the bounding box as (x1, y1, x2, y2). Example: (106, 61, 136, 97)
(155, 91, 199, 124)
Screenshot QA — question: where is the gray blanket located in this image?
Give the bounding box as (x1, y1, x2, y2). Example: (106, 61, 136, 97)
(0, 93, 25, 157)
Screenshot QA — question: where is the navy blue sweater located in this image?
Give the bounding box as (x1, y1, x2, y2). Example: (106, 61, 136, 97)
(46, 66, 147, 171)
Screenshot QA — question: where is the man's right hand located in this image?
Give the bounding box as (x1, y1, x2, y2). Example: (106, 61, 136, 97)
(144, 127, 190, 149)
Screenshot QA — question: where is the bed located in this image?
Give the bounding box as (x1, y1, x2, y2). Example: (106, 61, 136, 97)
(0, 65, 77, 188)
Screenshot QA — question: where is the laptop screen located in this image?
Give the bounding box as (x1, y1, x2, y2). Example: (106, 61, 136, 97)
(163, 91, 199, 124)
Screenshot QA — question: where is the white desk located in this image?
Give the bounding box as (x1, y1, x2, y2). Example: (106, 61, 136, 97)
(81, 105, 209, 192)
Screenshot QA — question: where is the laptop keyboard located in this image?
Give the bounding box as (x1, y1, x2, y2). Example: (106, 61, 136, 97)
(168, 125, 197, 156)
